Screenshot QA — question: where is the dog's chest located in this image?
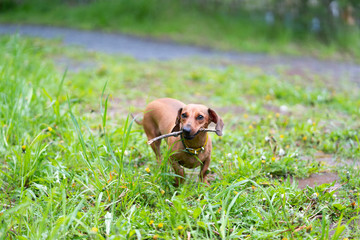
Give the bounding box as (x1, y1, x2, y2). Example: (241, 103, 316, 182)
(172, 150, 209, 169)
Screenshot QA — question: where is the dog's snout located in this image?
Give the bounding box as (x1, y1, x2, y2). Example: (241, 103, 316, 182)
(183, 125, 191, 134)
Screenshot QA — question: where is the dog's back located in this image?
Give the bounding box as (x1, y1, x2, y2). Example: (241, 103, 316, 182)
(143, 98, 185, 136)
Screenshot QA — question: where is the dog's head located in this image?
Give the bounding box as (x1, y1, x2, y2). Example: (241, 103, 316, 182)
(172, 104, 224, 139)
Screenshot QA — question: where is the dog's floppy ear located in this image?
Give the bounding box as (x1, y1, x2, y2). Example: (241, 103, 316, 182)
(171, 108, 183, 132)
(208, 108, 224, 136)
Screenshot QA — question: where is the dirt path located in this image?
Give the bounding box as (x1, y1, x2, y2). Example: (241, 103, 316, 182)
(1, 24, 360, 84)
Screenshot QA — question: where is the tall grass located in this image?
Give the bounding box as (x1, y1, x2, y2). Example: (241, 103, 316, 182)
(1, 35, 360, 238)
(0, 35, 129, 238)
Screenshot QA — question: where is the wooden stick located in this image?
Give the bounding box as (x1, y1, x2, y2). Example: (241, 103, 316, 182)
(147, 129, 217, 145)
(147, 131, 182, 145)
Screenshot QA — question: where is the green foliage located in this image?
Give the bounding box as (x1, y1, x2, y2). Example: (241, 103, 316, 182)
(0, 36, 360, 239)
(0, 0, 359, 60)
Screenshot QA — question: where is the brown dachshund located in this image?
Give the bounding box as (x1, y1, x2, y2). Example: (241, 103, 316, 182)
(141, 98, 224, 186)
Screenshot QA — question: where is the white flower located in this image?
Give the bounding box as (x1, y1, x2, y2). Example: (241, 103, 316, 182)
(289, 209, 294, 217)
(307, 119, 313, 125)
(165, 199, 174, 207)
(105, 212, 112, 235)
(265, 136, 270, 142)
(280, 105, 288, 113)
(227, 153, 232, 158)
(261, 155, 266, 160)
(311, 193, 318, 200)
(41, 231, 48, 239)
(54, 171, 60, 183)
(279, 148, 286, 156)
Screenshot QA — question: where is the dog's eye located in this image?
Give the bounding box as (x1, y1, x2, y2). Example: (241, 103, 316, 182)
(197, 115, 204, 120)
(181, 113, 187, 118)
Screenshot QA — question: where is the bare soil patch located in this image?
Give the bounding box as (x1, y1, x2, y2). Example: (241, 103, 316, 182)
(294, 172, 340, 189)
(295, 151, 359, 189)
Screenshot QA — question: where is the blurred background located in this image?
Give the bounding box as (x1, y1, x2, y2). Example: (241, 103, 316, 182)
(0, 0, 359, 60)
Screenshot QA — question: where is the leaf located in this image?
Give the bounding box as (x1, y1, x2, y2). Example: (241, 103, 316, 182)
(197, 221, 206, 228)
(16, 237, 28, 240)
(332, 203, 346, 211)
(129, 229, 136, 237)
(252, 207, 263, 220)
(193, 207, 202, 219)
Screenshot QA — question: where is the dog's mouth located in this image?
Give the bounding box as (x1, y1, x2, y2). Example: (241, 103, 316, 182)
(182, 134, 195, 140)
(182, 129, 202, 140)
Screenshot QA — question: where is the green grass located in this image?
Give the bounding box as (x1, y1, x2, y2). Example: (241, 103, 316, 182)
(1, 35, 360, 239)
(0, 0, 359, 61)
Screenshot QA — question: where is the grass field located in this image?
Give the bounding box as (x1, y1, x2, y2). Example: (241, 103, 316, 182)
(0, 0, 359, 61)
(1, 35, 360, 239)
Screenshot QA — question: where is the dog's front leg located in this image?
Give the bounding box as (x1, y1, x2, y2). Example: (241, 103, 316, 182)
(199, 157, 210, 185)
(170, 158, 185, 187)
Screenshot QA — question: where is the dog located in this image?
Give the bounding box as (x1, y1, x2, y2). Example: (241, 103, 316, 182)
(139, 98, 223, 186)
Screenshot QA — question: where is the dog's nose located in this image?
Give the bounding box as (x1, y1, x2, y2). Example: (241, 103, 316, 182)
(182, 126, 191, 135)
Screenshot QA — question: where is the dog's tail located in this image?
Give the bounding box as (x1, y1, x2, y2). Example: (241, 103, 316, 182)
(131, 113, 143, 125)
